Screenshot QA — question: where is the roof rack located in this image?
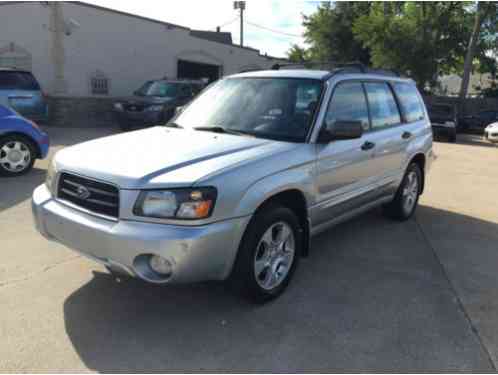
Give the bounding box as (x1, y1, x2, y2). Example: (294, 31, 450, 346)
(271, 61, 401, 79)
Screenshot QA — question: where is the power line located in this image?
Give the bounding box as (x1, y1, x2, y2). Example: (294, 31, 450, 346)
(244, 20, 302, 38)
(216, 15, 240, 30)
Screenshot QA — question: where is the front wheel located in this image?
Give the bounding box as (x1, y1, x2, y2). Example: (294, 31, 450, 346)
(0, 135, 36, 176)
(230, 204, 302, 303)
(383, 163, 422, 221)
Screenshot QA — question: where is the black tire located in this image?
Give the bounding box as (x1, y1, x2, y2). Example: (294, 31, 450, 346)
(0, 134, 37, 177)
(230, 203, 302, 303)
(383, 163, 422, 221)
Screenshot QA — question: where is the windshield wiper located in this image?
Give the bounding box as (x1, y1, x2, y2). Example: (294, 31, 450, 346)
(193, 126, 254, 137)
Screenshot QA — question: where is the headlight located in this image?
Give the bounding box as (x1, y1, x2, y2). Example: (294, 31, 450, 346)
(113, 102, 123, 111)
(45, 158, 57, 194)
(145, 105, 163, 112)
(134, 187, 217, 220)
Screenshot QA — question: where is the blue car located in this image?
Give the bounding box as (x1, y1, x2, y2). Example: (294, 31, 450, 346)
(0, 104, 49, 176)
(0, 68, 48, 123)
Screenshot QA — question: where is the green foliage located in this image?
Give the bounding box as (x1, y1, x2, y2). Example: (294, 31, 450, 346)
(353, 2, 472, 89)
(302, 2, 371, 64)
(289, 2, 498, 93)
(287, 44, 309, 63)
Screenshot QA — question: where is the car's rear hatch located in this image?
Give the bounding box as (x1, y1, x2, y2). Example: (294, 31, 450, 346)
(0, 70, 46, 117)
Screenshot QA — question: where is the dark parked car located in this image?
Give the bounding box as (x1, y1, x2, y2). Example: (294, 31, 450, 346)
(0, 104, 49, 176)
(459, 109, 498, 133)
(113, 79, 205, 131)
(427, 103, 457, 142)
(0, 68, 48, 123)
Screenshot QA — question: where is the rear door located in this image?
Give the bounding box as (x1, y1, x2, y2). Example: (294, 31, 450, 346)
(0, 71, 45, 117)
(362, 81, 407, 189)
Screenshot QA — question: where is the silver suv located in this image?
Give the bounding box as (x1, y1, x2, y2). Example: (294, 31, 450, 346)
(32, 67, 433, 302)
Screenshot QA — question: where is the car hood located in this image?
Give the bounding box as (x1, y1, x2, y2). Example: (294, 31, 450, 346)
(54, 127, 296, 189)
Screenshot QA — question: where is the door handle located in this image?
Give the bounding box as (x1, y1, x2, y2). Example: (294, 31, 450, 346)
(361, 141, 375, 151)
(402, 131, 412, 139)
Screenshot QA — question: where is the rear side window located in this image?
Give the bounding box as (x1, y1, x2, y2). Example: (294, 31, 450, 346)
(0, 71, 40, 90)
(393, 82, 425, 122)
(325, 82, 370, 131)
(364, 82, 401, 130)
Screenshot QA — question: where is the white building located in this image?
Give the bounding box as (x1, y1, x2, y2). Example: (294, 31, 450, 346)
(0, 1, 284, 126)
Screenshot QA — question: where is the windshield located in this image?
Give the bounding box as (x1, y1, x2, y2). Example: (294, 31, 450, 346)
(135, 81, 178, 97)
(173, 77, 323, 142)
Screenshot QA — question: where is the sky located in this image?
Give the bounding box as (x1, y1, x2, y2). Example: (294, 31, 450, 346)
(84, 0, 323, 58)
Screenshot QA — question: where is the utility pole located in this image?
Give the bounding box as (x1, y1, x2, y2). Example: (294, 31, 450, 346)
(233, 1, 246, 47)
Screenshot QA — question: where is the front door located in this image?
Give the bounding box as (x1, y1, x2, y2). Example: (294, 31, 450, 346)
(312, 81, 383, 228)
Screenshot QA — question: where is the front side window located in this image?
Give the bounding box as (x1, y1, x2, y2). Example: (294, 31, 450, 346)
(324, 81, 370, 131)
(393, 82, 425, 122)
(364, 82, 401, 130)
(173, 77, 324, 142)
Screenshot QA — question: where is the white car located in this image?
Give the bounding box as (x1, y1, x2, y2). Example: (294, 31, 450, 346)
(484, 122, 498, 143)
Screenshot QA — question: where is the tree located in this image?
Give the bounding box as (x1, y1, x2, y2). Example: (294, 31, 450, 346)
(287, 44, 309, 63)
(353, 2, 472, 90)
(459, 2, 497, 103)
(301, 2, 372, 64)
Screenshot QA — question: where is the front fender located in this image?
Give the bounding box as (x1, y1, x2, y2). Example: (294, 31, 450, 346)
(232, 163, 315, 218)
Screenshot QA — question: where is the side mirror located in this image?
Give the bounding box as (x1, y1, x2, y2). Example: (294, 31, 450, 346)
(175, 106, 184, 115)
(317, 120, 364, 143)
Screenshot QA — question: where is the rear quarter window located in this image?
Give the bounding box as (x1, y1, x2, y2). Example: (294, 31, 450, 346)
(392, 82, 425, 122)
(0, 71, 40, 90)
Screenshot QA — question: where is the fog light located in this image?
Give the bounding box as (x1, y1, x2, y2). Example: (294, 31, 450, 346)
(149, 255, 172, 275)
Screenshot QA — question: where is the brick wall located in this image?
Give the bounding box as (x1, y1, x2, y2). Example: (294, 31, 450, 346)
(47, 96, 115, 127)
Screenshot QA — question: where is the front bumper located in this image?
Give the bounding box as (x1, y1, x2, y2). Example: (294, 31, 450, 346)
(113, 110, 163, 127)
(32, 184, 250, 283)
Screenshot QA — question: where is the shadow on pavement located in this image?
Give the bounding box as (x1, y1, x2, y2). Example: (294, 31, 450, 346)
(455, 134, 497, 149)
(63, 206, 494, 372)
(0, 167, 46, 212)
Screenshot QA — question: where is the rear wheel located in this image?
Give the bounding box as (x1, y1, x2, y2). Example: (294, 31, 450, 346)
(230, 204, 302, 303)
(383, 163, 422, 221)
(0, 135, 36, 176)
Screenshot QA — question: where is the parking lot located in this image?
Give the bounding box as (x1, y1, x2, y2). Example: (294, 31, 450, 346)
(1, 127, 497, 372)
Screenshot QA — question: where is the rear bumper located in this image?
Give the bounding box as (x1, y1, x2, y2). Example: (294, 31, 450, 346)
(32, 184, 250, 283)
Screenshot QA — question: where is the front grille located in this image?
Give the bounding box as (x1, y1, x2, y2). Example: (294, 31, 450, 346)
(57, 173, 119, 218)
(124, 103, 145, 112)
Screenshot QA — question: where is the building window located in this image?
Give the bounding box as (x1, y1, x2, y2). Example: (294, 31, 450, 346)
(90, 71, 109, 95)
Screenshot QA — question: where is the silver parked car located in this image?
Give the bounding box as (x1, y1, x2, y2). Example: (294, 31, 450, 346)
(32, 67, 433, 302)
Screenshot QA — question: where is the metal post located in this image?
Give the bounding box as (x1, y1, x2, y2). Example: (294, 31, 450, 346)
(234, 1, 246, 47)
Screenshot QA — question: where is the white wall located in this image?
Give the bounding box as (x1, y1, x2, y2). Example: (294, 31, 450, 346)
(0, 2, 282, 97)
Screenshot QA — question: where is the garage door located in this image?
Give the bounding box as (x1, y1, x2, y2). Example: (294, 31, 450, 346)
(177, 59, 220, 83)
